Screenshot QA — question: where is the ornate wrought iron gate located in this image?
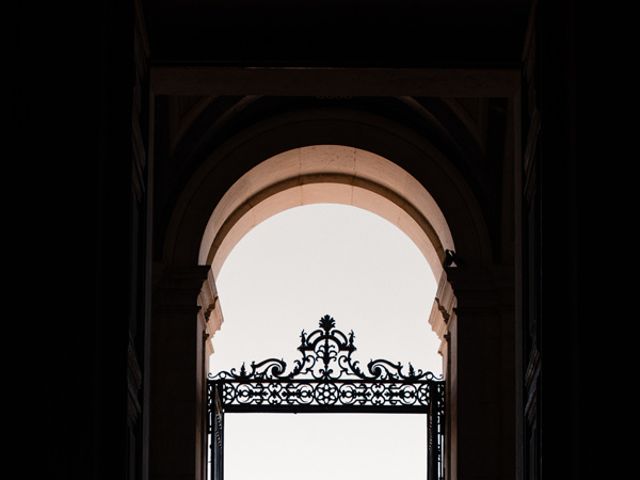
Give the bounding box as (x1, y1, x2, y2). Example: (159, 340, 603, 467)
(207, 315, 445, 479)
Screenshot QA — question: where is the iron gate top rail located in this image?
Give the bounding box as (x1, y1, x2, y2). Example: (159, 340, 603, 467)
(207, 315, 444, 415)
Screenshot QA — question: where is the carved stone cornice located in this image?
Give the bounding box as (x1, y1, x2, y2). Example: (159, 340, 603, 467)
(444, 265, 514, 312)
(153, 265, 211, 308)
(429, 271, 457, 338)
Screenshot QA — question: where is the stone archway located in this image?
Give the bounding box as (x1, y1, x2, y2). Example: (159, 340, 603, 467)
(200, 145, 453, 280)
(152, 109, 513, 480)
(198, 144, 458, 367)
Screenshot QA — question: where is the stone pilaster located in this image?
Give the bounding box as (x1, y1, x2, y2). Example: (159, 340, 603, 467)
(150, 265, 217, 480)
(445, 266, 515, 480)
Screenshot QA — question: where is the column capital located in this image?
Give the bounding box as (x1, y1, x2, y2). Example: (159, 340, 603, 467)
(429, 270, 457, 339)
(152, 263, 224, 363)
(155, 264, 211, 290)
(153, 264, 213, 308)
(445, 265, 514, 311)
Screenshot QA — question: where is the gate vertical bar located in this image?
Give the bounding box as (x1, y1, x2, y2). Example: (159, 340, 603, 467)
(206, 381, 211, 479)
(207, 382, 224, 480)
(437, 381, 445, 480)
(428, 381, 438, 480)
(212, 383, 224, 480)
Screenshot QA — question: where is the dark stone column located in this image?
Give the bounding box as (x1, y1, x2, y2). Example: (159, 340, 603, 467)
(446, 266, 515, 480)
(150, 265, 214, 480)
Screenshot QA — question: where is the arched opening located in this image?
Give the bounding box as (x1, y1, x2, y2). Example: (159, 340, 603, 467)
(212, 203, 442, 370)
(198, 145, 459, 368)
(211, 203, 441, 479)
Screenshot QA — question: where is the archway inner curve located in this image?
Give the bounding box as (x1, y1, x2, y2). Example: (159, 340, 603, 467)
(199, 145, 455, 283)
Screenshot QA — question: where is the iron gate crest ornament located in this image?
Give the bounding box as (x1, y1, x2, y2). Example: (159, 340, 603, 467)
(207, 315, 445, 479)
(208, 315, 443, 411)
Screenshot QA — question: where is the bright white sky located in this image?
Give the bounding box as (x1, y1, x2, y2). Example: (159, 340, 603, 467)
(210, 204, 441, 480)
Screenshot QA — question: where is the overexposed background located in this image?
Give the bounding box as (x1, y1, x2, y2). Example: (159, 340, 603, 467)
(210, 204, 441, 479)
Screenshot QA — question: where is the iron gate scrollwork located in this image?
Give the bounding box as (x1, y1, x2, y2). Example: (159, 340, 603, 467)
(207, 315, 445, 479)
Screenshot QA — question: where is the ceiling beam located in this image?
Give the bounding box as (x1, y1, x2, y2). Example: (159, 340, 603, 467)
(151, 66, 520, 98)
